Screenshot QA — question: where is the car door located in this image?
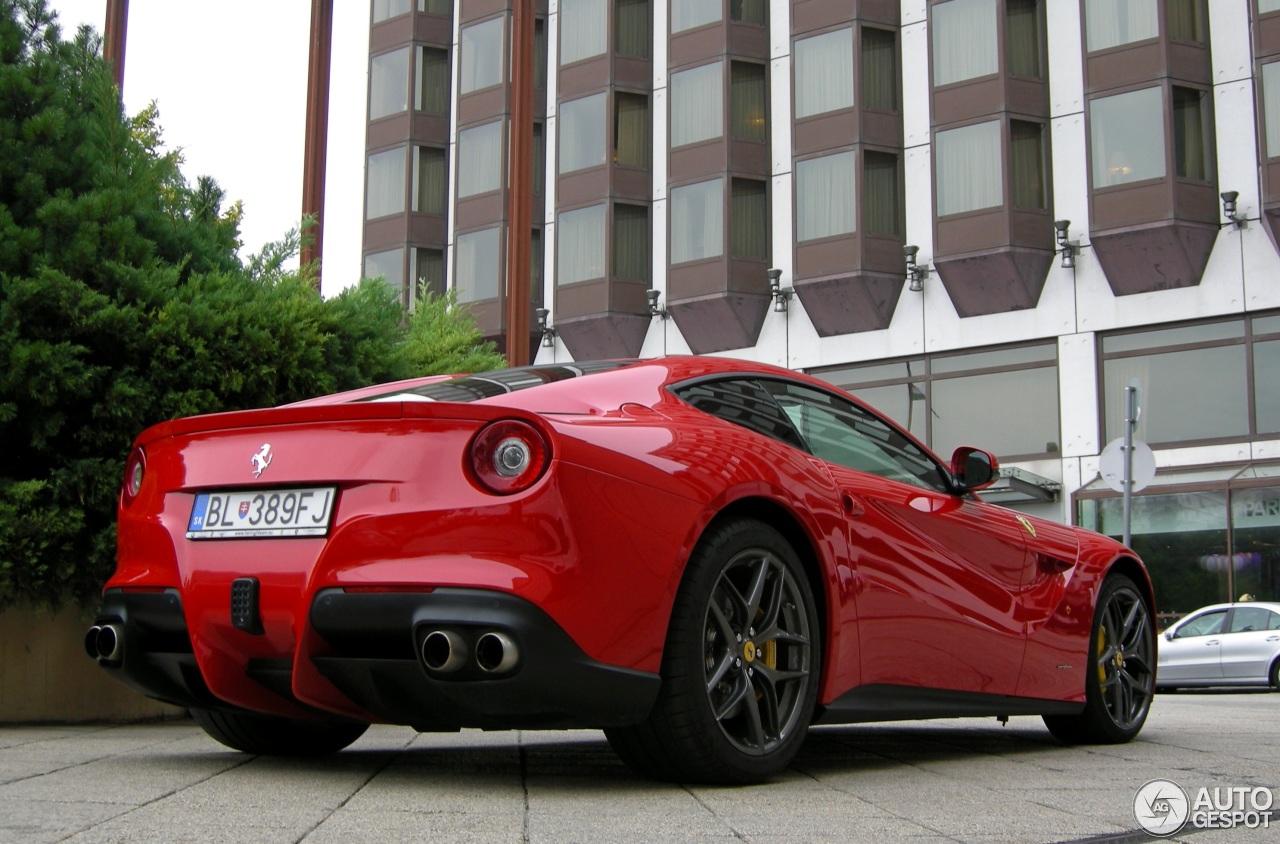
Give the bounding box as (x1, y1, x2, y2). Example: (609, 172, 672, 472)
(761, 380, 1033, 697)
(1159, 609, 1227, 683)
(1220, 607, 1280, 681)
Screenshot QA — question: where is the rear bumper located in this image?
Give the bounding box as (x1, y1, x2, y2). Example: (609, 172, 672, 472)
(90, 589, 221, 710)
(308, 588, 660, 730)
(90, 587, 660, 730)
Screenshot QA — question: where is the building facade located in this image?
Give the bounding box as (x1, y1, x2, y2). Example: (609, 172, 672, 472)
(362, 0, 1280, 616)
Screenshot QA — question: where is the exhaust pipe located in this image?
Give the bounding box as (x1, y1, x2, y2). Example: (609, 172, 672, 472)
(475, 631, 519, 674)
(85, 623, 124, 662)
(421, 629, 468, 673)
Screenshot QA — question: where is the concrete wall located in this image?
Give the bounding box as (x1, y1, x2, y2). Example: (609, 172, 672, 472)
(0, 605, 183, 723)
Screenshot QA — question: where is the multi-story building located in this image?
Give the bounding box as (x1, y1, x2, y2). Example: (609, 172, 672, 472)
(361, 0, 1280, 616)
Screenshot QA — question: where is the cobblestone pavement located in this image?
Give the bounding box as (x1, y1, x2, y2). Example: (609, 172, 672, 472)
(1, 691, 1276, 843)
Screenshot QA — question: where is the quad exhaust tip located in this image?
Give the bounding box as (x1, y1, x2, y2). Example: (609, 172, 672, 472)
(84, 624, 124, 663)
(475, 631, 519, 674)
(421, 629, 468, 673)
(419, 628, 520, 675)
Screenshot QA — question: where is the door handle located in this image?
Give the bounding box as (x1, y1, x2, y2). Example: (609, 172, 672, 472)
(1205, 639, 1220, 646)
(841, 493, 865, 517)
(1267, 636, 1280, 642)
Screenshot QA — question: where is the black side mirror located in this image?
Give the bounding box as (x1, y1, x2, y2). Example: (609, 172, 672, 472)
(951, 446, 998, 492)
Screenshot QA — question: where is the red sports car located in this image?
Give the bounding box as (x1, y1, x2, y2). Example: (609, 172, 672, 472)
(89, 356, 1156, 783)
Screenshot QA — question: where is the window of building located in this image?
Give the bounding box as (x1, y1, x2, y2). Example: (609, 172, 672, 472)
(731, 179, 767, 260)
(1173, 86, 1211, 181)
(1167, 0, 1205, 43)
(862, 27, 898, 112)
(863, 151, 900, 236)
(459, 17, 503, 94)
(373, 0, 411, 23)
(1084, 0, 1157, 52)
(616, 0, 651, 57)
(730, 62, 767, 141)
(1264, 61, 1280, 159)
(730, 0, 765, 25)
(1010, 120, 1046, 209)
(364, 248, 404, 291)
(670, 62, 723, 147)
(533, 123, 546, 196)
(796, 152, 855, 242)
(1101, 320, 1248, 445)
(561, 0, 607, 65)
(366, 147, 406, 219)
(934, 120, 1001, 216)
(457, 121, 503, 197)
(670, 178, 723, 264)
(614, 93, 650, 167)
(419, 0, 450, 15)
(370, 48, 409, 120)
(455, 227, 501, 301)
(413, 146, 446, 215)
(813, 342, 1060, 459)
(932, 0, 997, 87)
(535, 19, 547, 90)
(531, 228, 544, 306)
(1255, 315, 1280, 434)
(1089, 86, 1164, 187)
(671, 0, 719, 33)
(559, 92, 607, 173)
(558, 204, 606, 285)
(1006, 0, 1043, 79)
(1264, 0, 1280, 13)
(614, 204, 649, 280)
(794, 29, 853, 119)
(413, 248, 445, 300)
(416, 47, 448, 114)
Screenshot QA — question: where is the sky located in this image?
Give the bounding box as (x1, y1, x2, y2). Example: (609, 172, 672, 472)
(49, 1, 370, 298)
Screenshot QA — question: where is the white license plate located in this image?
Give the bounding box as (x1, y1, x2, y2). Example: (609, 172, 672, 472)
(186, 488, 335, 539)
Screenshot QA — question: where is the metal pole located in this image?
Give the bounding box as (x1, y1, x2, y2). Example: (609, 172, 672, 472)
(301, 0, 333, 287)
(504, 0, 534, 365)
(1122, 383, 1138, 547)
(103, 0, 129, 92)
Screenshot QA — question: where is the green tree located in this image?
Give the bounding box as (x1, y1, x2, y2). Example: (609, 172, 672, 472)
(0, 1, 506, 608)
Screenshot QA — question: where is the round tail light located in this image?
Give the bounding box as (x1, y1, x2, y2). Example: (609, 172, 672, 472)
(122, 446, 146, 506)
(468, 420, 550, 495)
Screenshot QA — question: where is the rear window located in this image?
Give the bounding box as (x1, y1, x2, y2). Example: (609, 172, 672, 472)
(362, 361, 630, 403)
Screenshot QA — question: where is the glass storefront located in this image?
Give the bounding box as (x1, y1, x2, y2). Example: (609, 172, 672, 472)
(1076, 465, 1280, 625)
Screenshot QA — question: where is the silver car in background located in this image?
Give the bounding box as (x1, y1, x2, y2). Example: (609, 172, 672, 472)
(1156, 602, 1280, 691)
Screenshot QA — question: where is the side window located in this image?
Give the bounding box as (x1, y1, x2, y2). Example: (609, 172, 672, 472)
(761, 380, 949, 492)
(1175, 610, 1226, 638)
(673, 379, 807, 450)
(1228, 607, 1273, 633)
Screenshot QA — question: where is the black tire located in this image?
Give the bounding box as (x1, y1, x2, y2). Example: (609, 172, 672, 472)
(606, 518, 821, 784)
(1270, 658, 1280, 692)
(190, 708, 369, 755)
(1043, 574, 1154, 744)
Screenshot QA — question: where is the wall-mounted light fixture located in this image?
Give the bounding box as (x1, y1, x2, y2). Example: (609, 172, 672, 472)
(534, 307, 557, 348)
(645, 289, 669, 320)
(1054, 219, 1079, 269)
(1220, 191, 1246, 229)
(767, 268, 793, 313)
(903, 245, 929, 292)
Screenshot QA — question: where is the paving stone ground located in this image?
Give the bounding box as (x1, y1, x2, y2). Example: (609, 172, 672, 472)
(1, 691, 1276, 843)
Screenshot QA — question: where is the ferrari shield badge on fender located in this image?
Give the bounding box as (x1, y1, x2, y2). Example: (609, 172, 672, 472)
(251, 443, 273, 478)
(1016, 515, 1037, 538)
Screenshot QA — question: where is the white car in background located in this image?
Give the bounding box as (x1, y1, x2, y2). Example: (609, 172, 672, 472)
(1157, 602, 1280, 691)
